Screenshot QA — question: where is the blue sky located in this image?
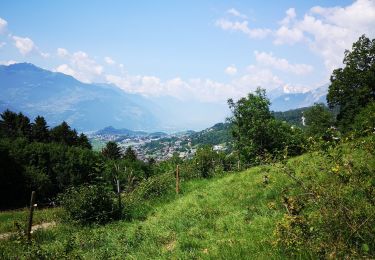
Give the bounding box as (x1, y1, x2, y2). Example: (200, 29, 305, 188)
(0, 0, 374, 103)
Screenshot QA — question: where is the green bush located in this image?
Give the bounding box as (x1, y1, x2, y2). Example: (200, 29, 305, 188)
(352, 102, 375, 136)
(275, 137, 375, 258)
(59, 184, 117, 225)
(122, 172, 174, 220)
(135, 172, 174, 200)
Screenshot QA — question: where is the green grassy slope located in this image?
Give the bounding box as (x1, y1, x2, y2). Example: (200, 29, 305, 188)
(0, 208, 61, 234)
(1, 137, 373, 259)
(0, 164, 291, 259)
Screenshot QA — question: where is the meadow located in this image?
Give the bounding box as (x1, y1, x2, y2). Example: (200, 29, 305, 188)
(1, 136, 373, 259)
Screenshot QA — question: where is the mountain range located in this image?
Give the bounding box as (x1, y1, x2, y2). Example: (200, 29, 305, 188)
(0, 63, 328, 132)
(94, 126, 168, 138)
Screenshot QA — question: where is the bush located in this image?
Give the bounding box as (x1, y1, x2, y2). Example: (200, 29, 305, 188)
(352, 102, 375, 136)
(275, 137, 375, 258)
(135, 172, 174, 200)
(122, 172, 174, 220)
(59, 184, 117, 225)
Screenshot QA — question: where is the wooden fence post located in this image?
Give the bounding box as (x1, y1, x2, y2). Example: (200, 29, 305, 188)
(27, 191, 36, 241)
(176, 164, 180, 194)
(117, 180, 122, 211)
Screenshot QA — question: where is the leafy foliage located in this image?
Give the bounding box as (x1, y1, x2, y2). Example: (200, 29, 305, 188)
(190, 123, 233, 147)
(273, 107, 308, 127)
(124, 146, 137, 161)
(59, 184, 117, 225)
(101, 141, 122, 160)
(352, 102, 375, 137)
(303, 103, 335, 137)
(193, 145, 222, 178)
(0, 138, 101, 208)
(227, 88, 305, 164)
(327, 35, 375, 131)
(31, 116, 50, 142)
(275, 137, 375, 258)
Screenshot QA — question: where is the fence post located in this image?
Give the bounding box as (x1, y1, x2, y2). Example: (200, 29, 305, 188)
(117, 180, 122, 211)
(27, 191, 36, 241)
(237, 160, 240, 171)
(176, 164, 180, 194)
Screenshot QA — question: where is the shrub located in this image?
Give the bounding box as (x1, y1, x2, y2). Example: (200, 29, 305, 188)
(122, 172, 174, 220)
(352, 102, 375, 136)
(275, 137, 375, 258)
(59, 184, 117, 225)
(135, 172, 174, 200)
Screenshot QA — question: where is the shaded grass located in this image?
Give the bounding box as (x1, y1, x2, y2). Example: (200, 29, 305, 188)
(0, 207, 61, 233)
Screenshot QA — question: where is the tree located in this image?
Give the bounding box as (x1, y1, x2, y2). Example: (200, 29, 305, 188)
(327, 35, 375, 131)
(303, 103, 335, 137)
(50, 121, 78, 146)
(194, 145, 218, 178)
(123, 146, 137, 161)
(0, 144, 27, 209)
(15, 112, 31, 139)
(228, 88, 273, 162)
(77, 133, 92, 149)
(0, 110, 31, 139)
(102, 141, 122, 160)
(31, 115, 50, 142)
(0, 109, 18, 138)
(228, 88, 305, 164)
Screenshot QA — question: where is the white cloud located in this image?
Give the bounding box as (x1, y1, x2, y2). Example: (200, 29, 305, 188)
(225, 65, 238, 76)
(280, 8, 296, 26)
(12, 36, 35, 55)
(217, 1, 375, 75)
(215, 19, 271, 39)
(274, 26, 304, 45)
(0, 60, 17, 65)
(0, 42, 6, 48)
(56, 49, 104, 83)
(11, 35, 50, 58)
(40, 52, 50, 58)
(274, 0, 375, 73)
(55, 64, 76, 77)
(0, 17, 7, 33)
(239, 66, 283, 91)
(104, 64, 299, 103)
(57, 48, 69, 57)
(254, 51, 313, 75)
(104, 56, 115, 65)
(227, 8, 247, 19)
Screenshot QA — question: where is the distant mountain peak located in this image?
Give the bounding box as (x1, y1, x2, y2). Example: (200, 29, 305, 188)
(0, 63, 160, 131)
(4, 62, 41, 71)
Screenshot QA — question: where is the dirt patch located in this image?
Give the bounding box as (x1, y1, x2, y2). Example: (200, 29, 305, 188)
(0, 221, 56, 240)
(164, 240, 176, 251)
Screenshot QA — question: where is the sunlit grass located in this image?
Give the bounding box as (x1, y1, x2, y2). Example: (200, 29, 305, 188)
(1, 138, 372, 259)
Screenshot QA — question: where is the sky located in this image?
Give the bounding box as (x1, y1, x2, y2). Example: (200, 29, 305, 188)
(0, 0, 375, 104)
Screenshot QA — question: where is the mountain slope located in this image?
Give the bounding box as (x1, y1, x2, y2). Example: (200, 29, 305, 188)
(0, 63, 329, 131)
(270, 85, 327, 111)
(0, 63, 160, 131)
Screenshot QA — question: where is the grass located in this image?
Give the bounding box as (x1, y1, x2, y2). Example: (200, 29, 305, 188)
(0, 207, 61, 233)
(0, 137, 373, 258)
(0, 164, 291, 259)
